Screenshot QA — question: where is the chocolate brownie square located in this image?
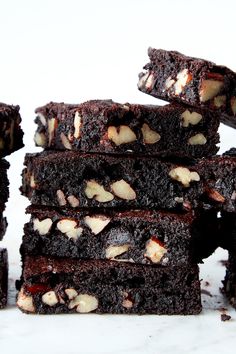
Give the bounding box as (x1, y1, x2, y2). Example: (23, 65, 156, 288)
(0, 103, 24, 157)
(21, 206, 218, 266)
(0, 248, 8, 308)
(138, 48, 236, 129)
(34, 100, 219, 158)
(17, 256, 201, 315)
(21, 151, 236, 212)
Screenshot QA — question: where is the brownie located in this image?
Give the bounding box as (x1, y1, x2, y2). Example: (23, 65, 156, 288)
(21, 151, 236, 212)
(17, 256, 201, 314)
(21, 206, 218, 266)
(222, 253, 236, 309)
(0, 159, 9, 211)
(34, 100, 219, 159)
(0, 103, 24, 157)
(0, 213, 7, 241)
(138, 48, 236, 129)
(0, 248, 8, 308)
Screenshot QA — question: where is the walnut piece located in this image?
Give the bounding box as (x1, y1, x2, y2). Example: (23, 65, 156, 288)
(174, 69, 192, 95)
(141, 123, 161, 144)
(60, 132, 72, 150)
(105, 244, 130, 259)
(231, 97, 236, 115)
(169, 166, 200, 187)
(144, 237, 167, 263)
(48, 118, 57, 146)
(42, 291, 58, 306)
(17, 288, 35, 313)
(37, 112, 47, 126)
(56, 189, 67, 206)
(138, 72, 155, 91)
(111, 179, 136, 200)
(84, 215, 111, 235)
(67, 195, 80, 207)
(214, 95, 226, 108)
(122, 293, 133, 309)
(33, 218, 53, 235)
(165, 76, 175, 90)
(30, 174, 36, 188)
(85, 180, 114, 202)
(181, 110, 203, 127)
(188, 133, 207, 145)
(74, 111, 82, 139)
(206, 189, 225, 203)
(199, 79, 224, 102)
(34, 132, 46, 147)
(57, 219, 83, 240)
(65, 288, 78, 300)
(68, 294, 98, 313)
(107, 125, 137, 146)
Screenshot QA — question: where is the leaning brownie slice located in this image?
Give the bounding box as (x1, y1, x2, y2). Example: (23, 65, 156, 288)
(0, 159, 9, 211)
(0, 103, 24, 157)
(34, 100, 219, 158)
(138, 48, 236, 129)
(21, 206, 218, 266)
(0, 248, 8, 308)
(16, 256, 201, 315)
(21, 151, 236, 212)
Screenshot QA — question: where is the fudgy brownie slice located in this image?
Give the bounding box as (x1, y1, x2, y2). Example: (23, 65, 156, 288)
(16, 256, 201, 315)
(34, 100, 219, 158)
(138, 48, 236, 129)
(0, 248, 8, 308)
(0, 213, 7, 241)
(21, 206, 218, 266)
(0, 103, 24, 157)
(21, 151, 236, 212)
(0, 159, 9, 211)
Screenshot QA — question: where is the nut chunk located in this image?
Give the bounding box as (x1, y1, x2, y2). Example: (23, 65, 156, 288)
(138, 48, 236, 129)
(85, 180, 114, 203)
(169, 167, 200, 187)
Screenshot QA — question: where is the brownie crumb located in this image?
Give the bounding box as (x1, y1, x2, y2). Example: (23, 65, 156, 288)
(221, 314, 231, 322)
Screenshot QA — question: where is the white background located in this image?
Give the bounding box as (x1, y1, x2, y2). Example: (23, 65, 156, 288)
(1, 0, 236, 353)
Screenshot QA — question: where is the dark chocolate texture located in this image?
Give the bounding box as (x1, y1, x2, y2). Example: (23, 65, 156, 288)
(21, 151, 236, 212)
(21, 206, 218, 266)
(138, 48, 236, 129)
(0, 159, 9, 211)
(17, 256, 201, 315)
(0, 248, 8, 308)
(34, 100, 219, 158)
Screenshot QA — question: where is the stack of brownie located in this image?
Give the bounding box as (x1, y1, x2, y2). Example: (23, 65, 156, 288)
(137, 48, 236, 310)
(17, 49, 236, 314)
(0, 103, 24, 308)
